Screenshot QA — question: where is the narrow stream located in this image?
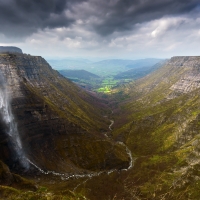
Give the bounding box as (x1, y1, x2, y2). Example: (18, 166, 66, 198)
(27, 118, 133, 181)
(109, 120, 114, 130)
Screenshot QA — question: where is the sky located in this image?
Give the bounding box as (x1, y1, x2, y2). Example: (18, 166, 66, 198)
(0, 0, 200, 60)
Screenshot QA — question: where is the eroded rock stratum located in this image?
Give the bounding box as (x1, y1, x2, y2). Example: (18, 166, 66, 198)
(0, 53, 129, 174)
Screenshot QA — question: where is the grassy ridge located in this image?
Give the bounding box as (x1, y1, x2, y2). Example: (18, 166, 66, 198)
(109, 58, 200, 199)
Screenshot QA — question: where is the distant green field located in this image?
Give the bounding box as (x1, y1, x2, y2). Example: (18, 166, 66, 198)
(97, 86, 111, 93)
(67, 76, 133, 93)
(57, 59, 164, 94)
(54, 58, 164, 94)
(60, 73, 130, 94)
(59, 70, 134, 94)
(96, 78, 117, 93)
(95, 77, 132, 93)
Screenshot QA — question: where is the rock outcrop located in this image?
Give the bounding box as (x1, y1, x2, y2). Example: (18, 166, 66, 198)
(169, 56, 200, 94)
(0, 46, 23, 54)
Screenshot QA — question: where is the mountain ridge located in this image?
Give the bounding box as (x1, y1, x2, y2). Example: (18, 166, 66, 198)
(0, 53, 130, 175)
(110, 55, 200, 199)
(0, 46, 23, 54)
(59, 69, 100, 79)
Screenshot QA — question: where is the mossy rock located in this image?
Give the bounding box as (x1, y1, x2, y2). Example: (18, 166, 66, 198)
(0, 160, 13, 185)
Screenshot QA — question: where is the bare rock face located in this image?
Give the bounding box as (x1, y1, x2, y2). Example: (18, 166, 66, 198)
(0, 53, 129, 174)
(0, 46, 23, 54)
(169, 56, 200, 94)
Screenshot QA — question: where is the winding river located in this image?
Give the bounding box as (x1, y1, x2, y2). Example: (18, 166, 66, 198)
(27, 119, 133, 181)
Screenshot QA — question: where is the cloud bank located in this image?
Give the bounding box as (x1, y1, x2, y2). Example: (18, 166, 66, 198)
(0, 0, 200, 58)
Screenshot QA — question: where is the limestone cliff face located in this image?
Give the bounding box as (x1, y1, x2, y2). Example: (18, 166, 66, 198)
(169, 56, 200, 94)
(0, 53, 129, 173)
(111, 56, 200, 199)
(122, 56, 200, 100)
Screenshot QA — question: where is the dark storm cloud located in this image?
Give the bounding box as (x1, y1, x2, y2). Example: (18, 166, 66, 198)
(0, 0, 199, 38)
(91, 0, 200, 35)
(0, 0, 85, 37)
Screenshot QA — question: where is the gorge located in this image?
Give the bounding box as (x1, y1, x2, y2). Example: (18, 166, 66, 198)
(1, 50, 200, 199)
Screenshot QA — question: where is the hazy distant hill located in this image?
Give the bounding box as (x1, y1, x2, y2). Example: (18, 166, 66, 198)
(59, 69, 100, 80)
(125, 58, 163, 68)
(91, 59, 134, 67)
(90, 58, 163, 77)
(48, 58, 163, 77)
(48, 58, 92, 70)
(92, 58, 162, 68)
(114, 60, 166, 80)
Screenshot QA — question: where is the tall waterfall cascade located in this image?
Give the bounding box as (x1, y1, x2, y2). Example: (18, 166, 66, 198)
(0, 71, 29, 169)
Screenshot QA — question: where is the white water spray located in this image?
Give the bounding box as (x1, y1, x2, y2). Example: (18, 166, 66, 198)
(0, 72, 29, 169)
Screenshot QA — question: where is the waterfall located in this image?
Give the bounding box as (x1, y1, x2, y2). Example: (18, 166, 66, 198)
(0, 71, 29, 169)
